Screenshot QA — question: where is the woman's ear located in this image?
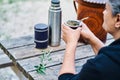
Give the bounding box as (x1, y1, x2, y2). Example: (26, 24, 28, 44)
(115, 14, 120, 29)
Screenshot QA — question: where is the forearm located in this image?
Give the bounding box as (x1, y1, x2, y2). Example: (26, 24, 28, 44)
(59, 43, 77, 75)
(89, 36, 105, 54)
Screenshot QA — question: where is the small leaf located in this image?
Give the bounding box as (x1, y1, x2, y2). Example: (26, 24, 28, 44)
(40, 69, 46, 73)
(35, 50, 52, 74)
(37, 69, 46, 74)
(34, 66, 39, 68)
(44, 64, 47, 66)
(37, 70, 43, 74)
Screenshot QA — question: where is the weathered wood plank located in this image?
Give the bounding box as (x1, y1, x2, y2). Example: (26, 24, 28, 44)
(16, 44, 95, 78)
(0, 36, 35, 62)
(1, 35, 34, 49)
(28, 57, 93, 80)
(0, 67, 19, 80)
(0, 49, 3, 55)
(6, 39, 85, 61)
(0, 54, 13, 68)
(16, 37, 114, 79)
(1, 33, 113, 49)
(0, 34, 114, 79)
(0, 49, 13, 68)
(1, 34, 113, 64)
(0, 34, 113, 62)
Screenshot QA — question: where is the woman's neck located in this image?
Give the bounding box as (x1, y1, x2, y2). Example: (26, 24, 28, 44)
(113, 31, 120, 40)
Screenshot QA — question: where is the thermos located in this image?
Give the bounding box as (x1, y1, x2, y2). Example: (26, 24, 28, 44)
(48, 0, 62, 46)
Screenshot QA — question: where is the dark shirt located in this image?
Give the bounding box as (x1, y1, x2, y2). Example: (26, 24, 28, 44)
(58, 38, 120, 80)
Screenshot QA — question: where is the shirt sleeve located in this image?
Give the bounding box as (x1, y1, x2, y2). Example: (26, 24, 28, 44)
(58, 58, 102, 80)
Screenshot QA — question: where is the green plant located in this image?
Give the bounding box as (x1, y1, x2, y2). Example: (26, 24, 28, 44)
(34, 50, 52, 74)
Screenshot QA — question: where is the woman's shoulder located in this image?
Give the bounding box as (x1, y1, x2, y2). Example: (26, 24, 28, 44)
(98, 38, 120, 54)
(92, 39, 120, 68)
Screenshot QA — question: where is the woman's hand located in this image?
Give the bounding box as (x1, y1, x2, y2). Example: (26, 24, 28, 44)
(80, 22, 95, 43)
(80, 22, 104, 54)
(62, 24, 81, 45)
(59, 24, 81, 75)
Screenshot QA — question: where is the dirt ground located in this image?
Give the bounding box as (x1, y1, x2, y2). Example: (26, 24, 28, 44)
(0, 0, 76, 40)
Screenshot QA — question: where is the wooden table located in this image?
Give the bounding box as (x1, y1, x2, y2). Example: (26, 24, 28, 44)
(0, 34, 114, 80)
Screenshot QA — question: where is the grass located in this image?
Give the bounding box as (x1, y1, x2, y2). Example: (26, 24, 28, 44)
(0, 0, 24, 40)
(0, 0, 49, 4)
(0, 0, 28, 4)
(0, 0, 49, 40)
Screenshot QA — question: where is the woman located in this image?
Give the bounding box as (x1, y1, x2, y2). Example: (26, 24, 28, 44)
(58, 0, 120, 80)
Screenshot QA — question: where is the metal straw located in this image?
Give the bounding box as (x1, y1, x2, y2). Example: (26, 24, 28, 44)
(80, 17, 89, 21)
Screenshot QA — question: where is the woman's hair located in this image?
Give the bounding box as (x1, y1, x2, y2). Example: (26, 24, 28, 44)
(109, 0, 120, 16)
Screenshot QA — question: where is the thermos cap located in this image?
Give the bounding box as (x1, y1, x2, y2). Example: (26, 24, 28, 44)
(34, 23, 48, 30)
(51, 0, 60, 4)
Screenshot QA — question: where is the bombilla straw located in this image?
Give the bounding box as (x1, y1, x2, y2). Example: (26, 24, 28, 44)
(79, 17, 89, 27)
(80, 17, 89, 21)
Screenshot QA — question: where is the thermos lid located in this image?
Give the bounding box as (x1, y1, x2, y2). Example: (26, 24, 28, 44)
(34, 23, 48, 30)
(51, 0, 60, 4)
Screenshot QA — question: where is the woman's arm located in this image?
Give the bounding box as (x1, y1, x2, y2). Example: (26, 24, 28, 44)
(80, 22, 105, 54)
(59, 24, 81, 75)
(59, 43, 77, 75)
(89, 35, 104, 54)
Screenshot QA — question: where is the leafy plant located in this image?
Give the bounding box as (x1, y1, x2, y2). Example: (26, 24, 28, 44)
(34, 50, 52, 74)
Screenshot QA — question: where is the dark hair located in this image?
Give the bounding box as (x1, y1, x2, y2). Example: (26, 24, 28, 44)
(108, 0, 120, 16)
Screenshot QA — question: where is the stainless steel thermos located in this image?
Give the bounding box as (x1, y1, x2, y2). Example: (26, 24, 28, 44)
(48, 0, 62, 46)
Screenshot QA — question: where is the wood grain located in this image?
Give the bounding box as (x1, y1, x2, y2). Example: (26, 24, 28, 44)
(0, 33, 114, 79)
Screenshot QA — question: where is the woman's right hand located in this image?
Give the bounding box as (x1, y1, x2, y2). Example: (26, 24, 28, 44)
(61, 24, 81, 45)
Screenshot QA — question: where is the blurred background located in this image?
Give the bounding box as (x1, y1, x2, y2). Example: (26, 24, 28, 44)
(0, 0, 76, 41)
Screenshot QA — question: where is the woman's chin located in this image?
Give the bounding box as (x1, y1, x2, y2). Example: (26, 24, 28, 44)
(102, 24, 106, 31)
